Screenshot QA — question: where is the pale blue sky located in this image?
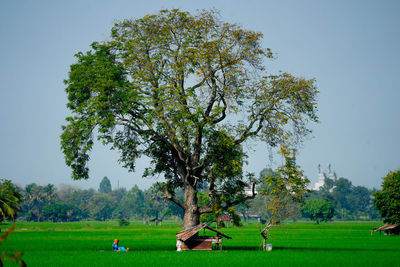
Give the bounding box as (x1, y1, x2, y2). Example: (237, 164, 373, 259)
(0, 0, 399, 190)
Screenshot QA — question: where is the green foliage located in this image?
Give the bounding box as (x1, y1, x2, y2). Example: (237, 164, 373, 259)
(373, 169, 400, 224)
(301, 199, 335, 224)
(118, 218, 130, 226)
(0, 179, 22, 222)
(41, 203, 83, 222)
(87, 194, 114, 221)
(99, 176, 112, 193)
(114, 185, 144, 219)
(22, 183, 57, 222)
(61, 9, 318, 225)
(18, 182, 187, 222)
(259, 149, 310, 225)
(310, 177, 379, 220)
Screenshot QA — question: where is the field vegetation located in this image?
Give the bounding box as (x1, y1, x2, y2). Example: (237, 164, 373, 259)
(1, 221, 399, 266)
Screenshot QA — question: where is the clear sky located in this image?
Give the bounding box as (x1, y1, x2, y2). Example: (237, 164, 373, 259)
(1, 0, 399, 191)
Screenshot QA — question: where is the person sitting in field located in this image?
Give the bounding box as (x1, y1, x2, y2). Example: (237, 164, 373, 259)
(112, 239, 129, 252)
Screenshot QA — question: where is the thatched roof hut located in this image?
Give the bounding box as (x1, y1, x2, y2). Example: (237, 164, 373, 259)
(372, 224, 400, 235)
(176, 223, 231, 250)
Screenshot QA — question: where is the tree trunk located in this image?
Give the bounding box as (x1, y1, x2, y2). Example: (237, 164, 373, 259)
(182, 184, 200, 229)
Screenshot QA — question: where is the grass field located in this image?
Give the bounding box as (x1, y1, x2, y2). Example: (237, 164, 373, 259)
(1, 221, 399, 266)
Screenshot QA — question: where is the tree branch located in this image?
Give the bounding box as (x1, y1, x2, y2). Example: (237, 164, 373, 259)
(199, 206, 213, 214)
(204, 75, 218, 118)
(211, 93, 227, 124)
(162, 184, 185, 210)
(228, 182, 257, 207)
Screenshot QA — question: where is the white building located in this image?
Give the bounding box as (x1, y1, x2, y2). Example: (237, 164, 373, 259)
(311, 164, 337, 191)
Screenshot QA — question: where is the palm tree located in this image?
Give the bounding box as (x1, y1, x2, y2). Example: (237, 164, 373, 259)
(24, 183, 56, 222)
(0, 180, 26, 266)
(0, 180, 22, 222)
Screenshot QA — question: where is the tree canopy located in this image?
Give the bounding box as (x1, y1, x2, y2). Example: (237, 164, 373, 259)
(99, 176, 112, 193)
(373, 169, 400, 224)
(61, 9, 318, 229)
(300, 199, 334, 224)
(310, 177, 378, 220)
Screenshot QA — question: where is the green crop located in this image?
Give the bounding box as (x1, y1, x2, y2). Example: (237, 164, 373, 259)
(1, 221, 399, 266)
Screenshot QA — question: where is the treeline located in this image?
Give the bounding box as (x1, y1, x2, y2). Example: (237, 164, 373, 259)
(307, 177, 380, 220)
(241, 175, 380, 223)
(16, 177, 183, 222)
(4, 174, 380, 223)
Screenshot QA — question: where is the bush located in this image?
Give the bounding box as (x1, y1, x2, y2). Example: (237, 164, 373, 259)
(118, 218, 130, 226)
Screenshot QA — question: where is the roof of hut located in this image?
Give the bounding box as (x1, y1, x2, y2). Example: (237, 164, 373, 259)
(217, 216, 231, 222)
(176, 223, 232, 241)
(374, 224, 400, 231)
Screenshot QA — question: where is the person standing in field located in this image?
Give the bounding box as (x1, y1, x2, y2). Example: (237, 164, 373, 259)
(112, 239, 129, 252)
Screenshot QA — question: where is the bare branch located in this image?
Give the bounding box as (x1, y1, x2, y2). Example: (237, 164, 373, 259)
(199, 206, 213, 214)
(162, 184, 185, 210)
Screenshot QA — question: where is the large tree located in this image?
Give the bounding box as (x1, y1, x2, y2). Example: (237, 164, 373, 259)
(61, 9, 318, 229)
(373, 169, 400, 224)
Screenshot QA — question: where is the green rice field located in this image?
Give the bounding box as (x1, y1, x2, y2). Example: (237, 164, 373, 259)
(1, 221, 399, 266)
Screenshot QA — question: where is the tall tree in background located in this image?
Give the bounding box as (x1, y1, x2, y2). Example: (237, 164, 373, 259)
(99, 176, 112, 193)
(61, 9, 318, 229)
(23, 183, 56, 222)
(373, 169, 400, 224)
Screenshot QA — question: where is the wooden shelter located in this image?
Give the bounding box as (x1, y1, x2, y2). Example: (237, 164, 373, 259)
(176, 223, 232, 250)
(372, 224, 400, 235)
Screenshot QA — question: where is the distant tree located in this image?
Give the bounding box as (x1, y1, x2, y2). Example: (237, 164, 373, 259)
(114, 185, 144, 219)
(61, 9, 319, 230)
(235, 201, 251, 223)
(110, 187, 128, 218)
(349, 186, 371, 212)
(110, 188, 127, 203)
(318, 177, 336, 204)
(42, 203, 83, 222)
(373, 169, 400, 224)
(259, 168, 279, 182)
(23, 183, 57, 222)
(320, 177, 335, 193)
(87, 193, 114, 221)
(99, 177, 112, 193)
(0, 180, 22, 222)
(143, 184, 170, 220)
(332, 177, 352, 212)
(57, 185, 84, 207)
(301, 199, 334, 224)
(57, 186, 94, 219)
